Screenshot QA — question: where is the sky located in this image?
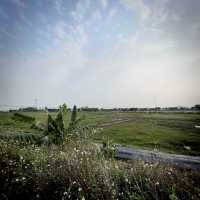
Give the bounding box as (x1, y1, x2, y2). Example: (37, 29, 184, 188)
(0, 0, 200, 109)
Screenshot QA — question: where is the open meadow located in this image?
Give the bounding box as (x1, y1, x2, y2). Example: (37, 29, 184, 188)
(1, 111, 200, 156)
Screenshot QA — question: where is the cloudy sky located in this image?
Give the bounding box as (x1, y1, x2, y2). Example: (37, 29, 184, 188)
(0, 0, 200, 109)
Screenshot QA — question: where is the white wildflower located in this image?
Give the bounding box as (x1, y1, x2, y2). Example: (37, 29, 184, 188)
(155, 181, 159, 186)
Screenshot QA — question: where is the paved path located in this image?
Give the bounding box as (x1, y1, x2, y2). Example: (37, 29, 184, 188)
(116, 146, 200, 171)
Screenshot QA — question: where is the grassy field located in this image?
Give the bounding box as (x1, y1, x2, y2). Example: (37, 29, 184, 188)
(0, 111, 200, 155)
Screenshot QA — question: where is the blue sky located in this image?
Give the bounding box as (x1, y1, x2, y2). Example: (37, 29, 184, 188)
(0, 0, 200, 109)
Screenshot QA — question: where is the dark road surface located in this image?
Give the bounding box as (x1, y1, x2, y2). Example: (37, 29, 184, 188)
(116, 146, 200, 171)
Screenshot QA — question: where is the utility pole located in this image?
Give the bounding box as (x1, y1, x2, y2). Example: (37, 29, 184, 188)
(154, 96, 157, 109)
(34, 98, 38, 109)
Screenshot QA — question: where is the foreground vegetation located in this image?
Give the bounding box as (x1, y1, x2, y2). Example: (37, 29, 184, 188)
(0, 107, 200, 199)
(1, 140, 200, 200)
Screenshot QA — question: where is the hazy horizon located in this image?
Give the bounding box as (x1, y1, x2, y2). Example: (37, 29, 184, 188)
(0, 0, 200, 109)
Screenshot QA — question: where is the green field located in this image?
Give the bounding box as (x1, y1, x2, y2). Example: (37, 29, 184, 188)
(0, 111, 200, 155)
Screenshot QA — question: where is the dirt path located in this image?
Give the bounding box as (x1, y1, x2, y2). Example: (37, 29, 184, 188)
(116, 146, 200, 171)
(97, 118, 132, 128)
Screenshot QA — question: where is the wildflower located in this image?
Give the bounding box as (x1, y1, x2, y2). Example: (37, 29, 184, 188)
(144, 163, 149, 168)
(15, 178, 19, 182)
(125, 178, 129, 183)
(130, 167, 133, 172)
(155, 181, 160, 186)
(167, 171, 172, 175)
(22, 177, 26, 180)
(63, 191, 67, 196)
(78, 187, 82, 192)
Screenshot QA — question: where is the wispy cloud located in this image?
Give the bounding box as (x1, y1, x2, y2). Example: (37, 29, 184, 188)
(101, 0, 108, 9)
(55, 20, 67, 40)
(0, 27, 17, 40)
(11, 0, 26, 8)
(0, 7, 9, 19)
(54, 0, 64, 15)
(108, 7, 118, 18)
(71, 0, 91, 22)
(20, 13, 32, 26)
(0, 0, 200, 107)
(120, 0, 151, 20)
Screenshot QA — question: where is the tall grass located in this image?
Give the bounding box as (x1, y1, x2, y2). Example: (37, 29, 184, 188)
(0, 140, 199, 200)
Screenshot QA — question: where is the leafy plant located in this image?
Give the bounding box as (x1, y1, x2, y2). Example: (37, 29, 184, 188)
(42, 104, 86, 145)
(169, 184, 178, 200)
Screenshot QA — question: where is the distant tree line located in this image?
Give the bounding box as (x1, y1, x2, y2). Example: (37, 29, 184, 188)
(9, 104, 200, 113)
